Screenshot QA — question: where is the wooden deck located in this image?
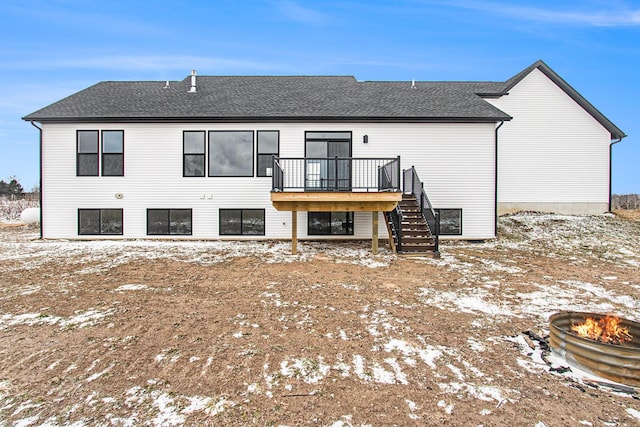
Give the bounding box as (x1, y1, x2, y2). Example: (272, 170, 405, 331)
(270, 191, 402, 255)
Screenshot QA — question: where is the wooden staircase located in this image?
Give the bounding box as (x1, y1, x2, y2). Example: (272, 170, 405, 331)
(385, 194, 438, 256)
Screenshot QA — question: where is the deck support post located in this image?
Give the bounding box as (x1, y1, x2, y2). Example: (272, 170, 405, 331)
(291, 210, 298, 255)
(372, 211, 379, 255)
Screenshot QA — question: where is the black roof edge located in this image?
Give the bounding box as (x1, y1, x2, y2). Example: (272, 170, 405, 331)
(502, 60, 626, 140)
(22, 115, 512, 124)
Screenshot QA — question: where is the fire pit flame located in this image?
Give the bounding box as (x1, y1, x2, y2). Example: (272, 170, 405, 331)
(571, 315, 632, 345)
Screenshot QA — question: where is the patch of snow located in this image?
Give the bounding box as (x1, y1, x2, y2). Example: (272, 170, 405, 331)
(514, 281, 639, 321)
(439, 381, 512, 403)
(437, 399, 454, 414)
(627, 408, 640, 420)
(114, 284, 149, 291)
(467, 338, 486, 352)
(150, 392, 184, 426)
(385, 358, 408, 384)
(418, 287, 515, 317)
(0, 309, 115, 331)
(280, 356, 330, 384)
(19, 285, 41, 295)
(371, 362, 396, 384)
(11, 400, 43, 416)
(406, 399, 420, 419)
(13, 415, 40, 427)
(86, 363, 115, 382)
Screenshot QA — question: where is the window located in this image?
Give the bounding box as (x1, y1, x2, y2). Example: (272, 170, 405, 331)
(308, 212, 353, 235)
(147, 209, 192, 235)
(102, 130, 124, 176)
(77, 130, 99, 176)
(209, 131, 254, 177)
(219, 209, 265, 235)
(77, 130, 124, 177)
(78, 209, 123, 235)
(257, 131, 279, 177)
(437, 209, 462, 235)
(183, 131, 206, 177)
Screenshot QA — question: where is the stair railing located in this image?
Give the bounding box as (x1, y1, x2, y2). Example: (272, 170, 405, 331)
(403, 166, 440, 254)
(387, 206, 403, 252)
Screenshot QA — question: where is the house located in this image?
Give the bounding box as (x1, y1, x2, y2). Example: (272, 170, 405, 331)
(23, 60, 625, 255)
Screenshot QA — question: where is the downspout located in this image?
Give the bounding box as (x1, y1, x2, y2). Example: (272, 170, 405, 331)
(29, 121, 43, 239)
(609, 138, 623, 212)
(494, 121, 504, 237)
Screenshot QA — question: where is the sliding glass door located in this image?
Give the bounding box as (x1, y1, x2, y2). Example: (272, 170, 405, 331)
(305, 132, 352, 191)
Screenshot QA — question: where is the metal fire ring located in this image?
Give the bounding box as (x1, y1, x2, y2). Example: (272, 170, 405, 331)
(549, 311, 640, 387)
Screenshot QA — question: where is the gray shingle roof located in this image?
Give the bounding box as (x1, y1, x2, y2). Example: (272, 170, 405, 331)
(23, 75, 511, 123)
(21, 61, 626, 139)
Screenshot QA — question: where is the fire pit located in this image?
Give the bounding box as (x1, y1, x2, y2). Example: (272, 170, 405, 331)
(549, 311, 640, 386)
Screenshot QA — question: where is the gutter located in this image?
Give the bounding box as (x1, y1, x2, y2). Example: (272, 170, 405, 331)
(609, 137, 623, 212)
(29, 121, 43, 239)
(22, 115, 512, 124)
(494, 121, 505, 238)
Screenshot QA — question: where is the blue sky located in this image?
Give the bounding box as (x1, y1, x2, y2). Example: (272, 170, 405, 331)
(0, 0, 638, 193)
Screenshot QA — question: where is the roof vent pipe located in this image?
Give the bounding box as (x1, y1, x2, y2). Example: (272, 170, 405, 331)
(189, 70, 197, 93)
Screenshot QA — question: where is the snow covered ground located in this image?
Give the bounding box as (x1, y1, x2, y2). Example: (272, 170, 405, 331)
(0, 211, 639, 426)
(0, 199, 38, 223)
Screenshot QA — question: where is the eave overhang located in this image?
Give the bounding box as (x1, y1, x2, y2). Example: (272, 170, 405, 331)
(22, 115, 512, 124)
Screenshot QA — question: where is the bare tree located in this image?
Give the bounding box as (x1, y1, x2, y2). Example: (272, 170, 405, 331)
(612, 194, 640, 210)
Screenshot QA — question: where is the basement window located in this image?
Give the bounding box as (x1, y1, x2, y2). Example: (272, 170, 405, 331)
(308, 212, 353, 235)
(219, 209, 265, 235)
(436, 209, 462, 235)
(147, 209, 193, 235)
(78, 209, 123, 235)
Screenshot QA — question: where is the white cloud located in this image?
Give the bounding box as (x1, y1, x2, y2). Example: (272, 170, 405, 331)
(272, 0, 328, 25)
(423, 0, 640, 27)
(0, 55, 284, 74)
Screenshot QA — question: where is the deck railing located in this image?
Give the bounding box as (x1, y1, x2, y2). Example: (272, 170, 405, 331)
(272, 156, 401, 192)
(403, 166, 440, 254)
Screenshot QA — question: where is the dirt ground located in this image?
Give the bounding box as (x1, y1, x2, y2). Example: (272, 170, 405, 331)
(1, 212, 639, 426)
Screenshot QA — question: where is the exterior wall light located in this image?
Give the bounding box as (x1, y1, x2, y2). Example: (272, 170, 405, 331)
(363, 135, 368, 144)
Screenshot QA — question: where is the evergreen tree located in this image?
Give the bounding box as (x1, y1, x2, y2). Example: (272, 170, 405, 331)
(0, 176, 25, 198)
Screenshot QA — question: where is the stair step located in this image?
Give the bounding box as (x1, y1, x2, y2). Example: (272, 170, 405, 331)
(399, 246, 436, 253)
(402, 227, 428, 232)
(387, 193, 437, 256)
(401, 238, 434, 245)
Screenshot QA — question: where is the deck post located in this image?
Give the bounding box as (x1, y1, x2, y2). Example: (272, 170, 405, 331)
(372, 211, 379, 255)
(291, 210, 298, 255)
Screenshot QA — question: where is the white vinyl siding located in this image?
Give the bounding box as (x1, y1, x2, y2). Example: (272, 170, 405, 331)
(486, 69, 611, 213)
(40, 121, 496, 240)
